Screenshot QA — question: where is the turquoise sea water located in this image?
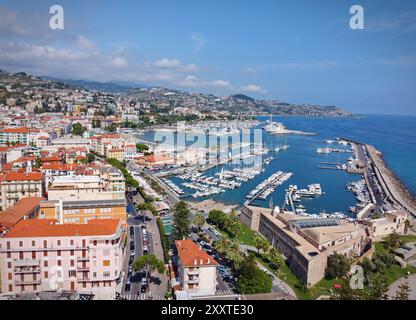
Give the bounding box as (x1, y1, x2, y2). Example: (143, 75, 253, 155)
(142, 115, 416, 214)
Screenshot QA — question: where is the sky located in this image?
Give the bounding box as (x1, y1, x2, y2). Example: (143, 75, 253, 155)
(0, 0, 416, 115)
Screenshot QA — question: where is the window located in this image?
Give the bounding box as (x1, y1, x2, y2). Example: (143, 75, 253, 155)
(43, 251, 48, 257)
(44, 261, 48, 267)
(19, 241, 23, 247)
(7, 252, 11, 258)
(8, 273, 12, 280)
(44, 271, 48, 278)
(70, 240, 74, 246)
(69, 270, 76, 277)
(70, 260, 74, 267)
(43, 240, 47, 248)
(93, 240, 97, 246)
(19, 252, 23, 259)
(8, 285, 13, 292)
(57, 260, 61, 266)
(103, 271, 110, 278)
(57, 240, 61, 246)
(70, 250, 74, 256)
(6, 241, 10, 250)
(32, 241, 35, 247)
(7, 262, 12, 269)
(103, 260, 110, 267)
(57, 250, 61, 256)
(93, 272, 97, 278)
(32, 251, 36, 259)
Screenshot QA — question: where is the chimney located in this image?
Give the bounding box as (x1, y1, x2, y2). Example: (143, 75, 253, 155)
(193, 259, 197, 266)
(200, 259, 203, 265)
(207, 258, 210, 264)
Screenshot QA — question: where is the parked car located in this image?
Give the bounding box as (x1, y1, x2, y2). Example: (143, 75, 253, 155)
(124, 283, 131, 292)
(129, 226, 134, 238)
(140, 278, 148, 293)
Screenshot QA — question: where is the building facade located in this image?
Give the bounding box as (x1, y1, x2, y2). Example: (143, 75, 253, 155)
(0, 219, 125, 297)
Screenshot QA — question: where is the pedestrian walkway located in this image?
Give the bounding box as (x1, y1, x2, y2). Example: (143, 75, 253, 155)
(120, 292, 165, 300)
(215, 289, 234, 296)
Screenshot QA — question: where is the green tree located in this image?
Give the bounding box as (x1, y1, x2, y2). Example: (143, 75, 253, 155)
(132, 254, 165, 280)
(214, 238, 230, 257)
(208, 210, 224, 226)
(394, 281, 411, 300)
(226, 240, 244, 270)
(384, 232, 403, 250)
(72, 122, 85, 136)
(173, 201, 191, 240)
(368, 272, 389, 300)
(34, 157, 42, 168)
(236, 254, 272, 294)
(326, 253, 351, 279)
(136, 143, 149, 152)
(268, 247, 285, 270)
(254, 235, 269, 254)
(192, 213, 205, 231)
(87, 153, 96, 163)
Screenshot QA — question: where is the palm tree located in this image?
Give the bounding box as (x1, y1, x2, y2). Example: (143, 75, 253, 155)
(227, 221, 241, 238)
(226, 240, 244, 270)
(254, 235, 269, 254)
(214, 238, 230, 257)
(192, 213, 206, 232)
(268, 247, 285, 270)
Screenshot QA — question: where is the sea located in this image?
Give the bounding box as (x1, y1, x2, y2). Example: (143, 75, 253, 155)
(139, 114, 416, 215)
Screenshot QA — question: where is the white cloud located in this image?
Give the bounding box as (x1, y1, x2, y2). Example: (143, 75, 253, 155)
(240, 84, 267, 94)
(191, 32, 206, 54)
(154, 58, 181, 68)
(112, 56, 128, 67)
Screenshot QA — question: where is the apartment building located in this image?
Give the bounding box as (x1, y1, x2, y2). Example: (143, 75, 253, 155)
(0, 127, 37, 145)
(241, 206, 371, 287)
(0, 172, 44, 211)
(362, 210, 408, 238)
(174, 240, 218, 299)
(0, 218, 125, 297)
(97, 165, 125, 193)
(106, 148, 125, 162)
(47, 175, 124, 202)
(39, 198, 127, 224)
(90, 134, 121, 156)
(40, 163, 78, 189)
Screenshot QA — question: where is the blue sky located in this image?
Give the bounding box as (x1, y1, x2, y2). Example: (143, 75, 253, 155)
(0, 0, 416, 115)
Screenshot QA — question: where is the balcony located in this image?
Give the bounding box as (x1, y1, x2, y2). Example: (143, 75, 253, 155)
(186, 268, 200, 275)
(14, 267, 41, 274)
(77, 256, 90, 261)
(15, 279, 41, 285)
(77, 277, 90, 282)
(77, 265, 90, 271)
(187, 277, 200, 284)
(14, 259, 40, 267)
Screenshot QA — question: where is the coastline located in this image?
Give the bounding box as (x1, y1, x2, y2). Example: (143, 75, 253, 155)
(366, 144, 416, 218)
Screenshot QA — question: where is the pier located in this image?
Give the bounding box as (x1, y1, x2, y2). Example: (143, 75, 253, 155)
(245, 171, 292, 205)
(342, 137, 416, 218)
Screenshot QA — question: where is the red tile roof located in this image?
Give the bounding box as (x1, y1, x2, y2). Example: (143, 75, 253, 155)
(3, 219, 120, 238)
(41, 163, 77, 171)
(1, 127, 31, 133)
(175, 240, 219, 267)
(1, 172, 43, 181)
(0, 197, 43, 228)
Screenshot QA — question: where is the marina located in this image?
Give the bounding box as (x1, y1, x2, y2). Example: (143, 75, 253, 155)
(140, 115, 416, 217)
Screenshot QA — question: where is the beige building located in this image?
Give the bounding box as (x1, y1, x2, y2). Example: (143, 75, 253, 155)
(0, 172, 44, 212)
(174, 240, 218, 299)
(241, 206, 371, 287)
(47, 175, 124, 202)
(362, 210, 407, 239)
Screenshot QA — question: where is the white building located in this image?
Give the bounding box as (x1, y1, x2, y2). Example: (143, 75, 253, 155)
(174, 240, 218, 299)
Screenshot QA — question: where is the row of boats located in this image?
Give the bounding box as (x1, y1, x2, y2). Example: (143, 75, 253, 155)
(178, 167, 266, 198)
(163, 178, 185, 195)
(246, 171, 293, 201)
(285, 184, 324, 214)
(347, 179, 372, 213)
